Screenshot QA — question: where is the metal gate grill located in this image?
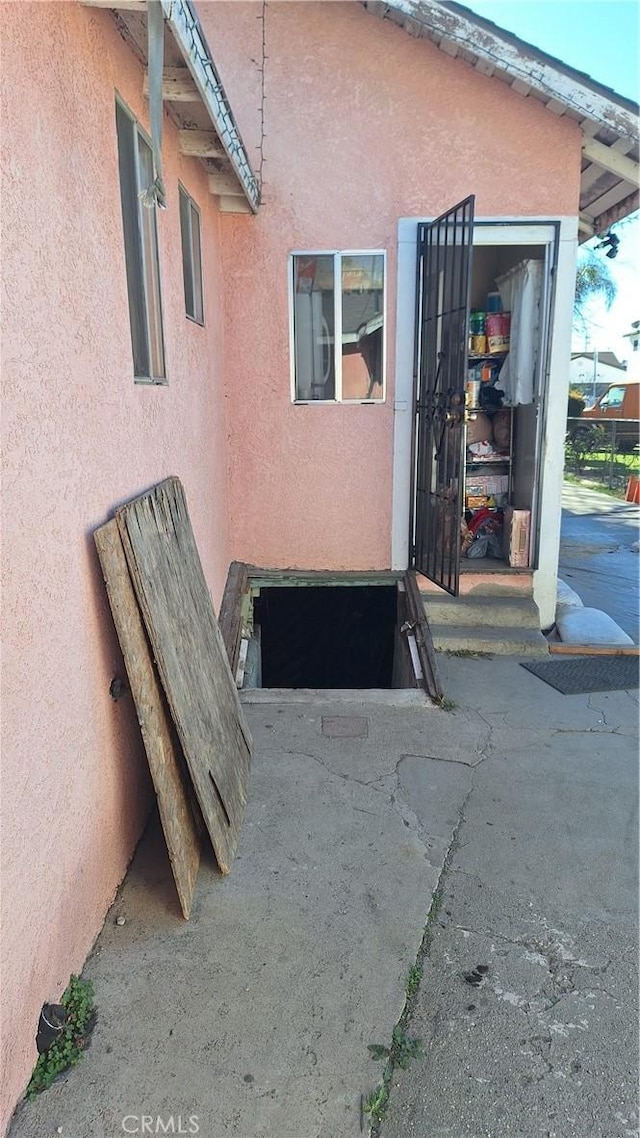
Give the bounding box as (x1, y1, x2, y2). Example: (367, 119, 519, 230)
(412, 196, 474, 595)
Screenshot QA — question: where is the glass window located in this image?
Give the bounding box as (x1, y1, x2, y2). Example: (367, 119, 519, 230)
(600, 385, 625, 409)
(291, 252, 385, 402)
(115, 99, 166, 383)
(179, 185, 204, 325)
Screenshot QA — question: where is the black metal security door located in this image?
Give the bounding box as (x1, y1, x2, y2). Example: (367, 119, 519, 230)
(411, 196, 474, 595)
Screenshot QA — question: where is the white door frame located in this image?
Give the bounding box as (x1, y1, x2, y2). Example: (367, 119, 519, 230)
(391, 215, 578, 627)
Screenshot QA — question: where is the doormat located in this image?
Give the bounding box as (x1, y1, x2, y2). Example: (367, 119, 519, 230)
(521, 655, 639, 695)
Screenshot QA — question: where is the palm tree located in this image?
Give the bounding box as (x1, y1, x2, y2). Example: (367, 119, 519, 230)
(574, 247, 617, 331)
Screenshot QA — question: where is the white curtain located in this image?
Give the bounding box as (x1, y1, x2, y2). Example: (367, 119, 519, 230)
(496, 259, 543, 406)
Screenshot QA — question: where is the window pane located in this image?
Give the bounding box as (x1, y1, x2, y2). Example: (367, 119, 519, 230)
(292, 255, 335, 400)
(341, 254, 384, 400)
(190, 203, 204, 324)
(136, 134, 165, 379)
(602, 386, 625, 409)
(115, 101, 149, 378)
(179, 187, 195, 319)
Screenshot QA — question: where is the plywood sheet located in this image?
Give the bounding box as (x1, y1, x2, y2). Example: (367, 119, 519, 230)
(116, 478, 252, 874)
(94, 519, 200, 919)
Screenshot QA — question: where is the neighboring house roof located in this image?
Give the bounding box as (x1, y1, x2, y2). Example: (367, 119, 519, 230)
(571, 352, 627, 370)
(363, 0, 639, 240)
(81, 0, 260, 213)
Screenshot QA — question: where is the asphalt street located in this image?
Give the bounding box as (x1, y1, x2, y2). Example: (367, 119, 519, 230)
(559, 482, 639, 641)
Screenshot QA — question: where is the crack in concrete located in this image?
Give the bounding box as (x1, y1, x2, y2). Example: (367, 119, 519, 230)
(587, 693, 614, 728)
(551, 725, 631, 736)
(399, 752, 486, 769)
(277, 749, 396, 794)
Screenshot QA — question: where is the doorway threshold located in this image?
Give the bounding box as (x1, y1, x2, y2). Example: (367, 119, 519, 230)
(460, 558, 532, 573)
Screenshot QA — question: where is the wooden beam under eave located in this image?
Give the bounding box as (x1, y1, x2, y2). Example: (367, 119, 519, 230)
(208, 173, 245, 196)
(143, 67, 199, 102)
(544, 97, 566, 117)
(511, 78, 531, 97)
(218, 195, 253, 215)
(593, 188, 640, 235)
(81, 0, 146, 8)
(178, 130, 224, 159)
(578, 213, 595, 237)
(582, 137, 640, 184)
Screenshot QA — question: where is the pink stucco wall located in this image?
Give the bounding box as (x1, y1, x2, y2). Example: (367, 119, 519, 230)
(0, 3, 230, 1128)
(201, 0, 581, 570)
(1, 1, 583, 1128)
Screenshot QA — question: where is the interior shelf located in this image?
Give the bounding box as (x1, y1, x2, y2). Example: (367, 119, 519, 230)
(466, 455, 511, 465)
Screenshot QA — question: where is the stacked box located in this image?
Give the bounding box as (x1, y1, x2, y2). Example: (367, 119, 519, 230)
(466, 474, 508, 497)
(465, 474, 509, 508)
(503, 507, 530, 567)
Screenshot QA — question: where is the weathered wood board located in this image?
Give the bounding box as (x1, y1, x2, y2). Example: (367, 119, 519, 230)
(94, 519, 200, 919)
(218, 560, 249, 674)
(116, 478, 252, 875)
(403, 570, 444, 701)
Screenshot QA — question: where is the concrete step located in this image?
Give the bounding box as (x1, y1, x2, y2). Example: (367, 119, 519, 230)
(429, 624, 550, 657)
(418, 571, 533, 598)
(423, 594, 541, 629)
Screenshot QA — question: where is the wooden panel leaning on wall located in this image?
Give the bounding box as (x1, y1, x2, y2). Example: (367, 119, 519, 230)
(95, 519, 201, 919)
(95, 478, 252, 918)
(115, 477, 252, 876)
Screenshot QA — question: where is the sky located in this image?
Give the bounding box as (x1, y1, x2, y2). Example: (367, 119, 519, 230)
(462, 1, 640, 366)
(463, 1, 639, 100)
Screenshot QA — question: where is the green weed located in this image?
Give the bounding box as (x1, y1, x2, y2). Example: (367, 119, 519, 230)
(27, 975, 96, 1098)
(365, 1026, 423, 1124)
(405, 962, 423, 999)
(363, 1082, 390, 1124)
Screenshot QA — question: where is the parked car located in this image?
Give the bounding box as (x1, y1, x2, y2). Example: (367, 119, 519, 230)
(582, 380, 640, 450)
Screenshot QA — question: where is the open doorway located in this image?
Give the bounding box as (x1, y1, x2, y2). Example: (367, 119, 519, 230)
(408, 204, 556, 594)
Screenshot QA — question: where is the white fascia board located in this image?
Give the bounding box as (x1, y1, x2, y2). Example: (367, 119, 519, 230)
(382, 0, 639, 141)
(161, 0, 260, 212)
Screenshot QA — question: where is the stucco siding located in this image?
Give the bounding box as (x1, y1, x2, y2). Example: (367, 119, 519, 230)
(0, 3, 230, 1127)
(201, 0, 581, 570)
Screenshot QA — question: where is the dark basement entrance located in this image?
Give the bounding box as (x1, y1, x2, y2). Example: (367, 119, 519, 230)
(256, 585, 397, 688)
(220, 569, 441, 696)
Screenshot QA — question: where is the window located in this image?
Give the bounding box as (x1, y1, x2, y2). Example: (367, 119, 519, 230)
(600, 385, 625, 409)
(115, 99, 166, 383)
(290, 252, 385, 402)
(179, 186, 204, 324)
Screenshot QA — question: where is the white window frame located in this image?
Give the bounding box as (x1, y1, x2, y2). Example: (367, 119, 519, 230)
(115, 95, 167, 385)
(288, 249, 387, 404)
(179, 183, 205, 326)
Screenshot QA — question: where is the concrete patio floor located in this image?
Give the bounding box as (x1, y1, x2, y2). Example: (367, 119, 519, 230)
(8, 656, 639, 1138)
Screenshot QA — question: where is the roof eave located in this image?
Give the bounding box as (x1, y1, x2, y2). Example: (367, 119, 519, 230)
(81, 0, 260, 214)
(161, 0, 260, 213)
(363, 0, 639, 239)
(366, 0, 638, 136)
